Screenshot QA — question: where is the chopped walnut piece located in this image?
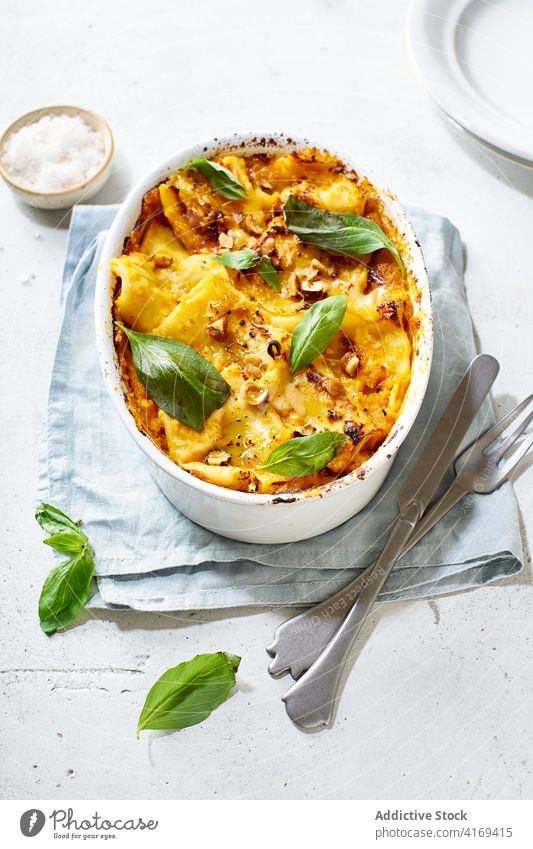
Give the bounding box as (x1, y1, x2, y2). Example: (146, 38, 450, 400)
(287, 271, 299, 295)
(243, 354, 265, 379)
(245, 214, 264, 235)
(302, 368, 346, 396)
(207, 316, 227, 341)
(206, 450, 232, 466)
(340, 352, 360, 376)
(306, 368, 324, 385)
(309, 259, 329, 276)
(151, 254, 173, 268)
(294, 258, 325, 286)
(377, 300, 403, 326)
(240, 380, 269, 405)
(300, 278, 327, 298)
(365, 267, 386, 290)
(322, 377, 344, 397)
(218, 232, 234, 249)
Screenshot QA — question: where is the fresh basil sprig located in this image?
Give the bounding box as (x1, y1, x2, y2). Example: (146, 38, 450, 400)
(214, 249, 280, 291)
(36, 502, 83, 535)
(137, 652, 240, 737)
(118, 323, 231, 432)
(36, 503, 95, 636)
(284, 195, 405, 275)
(187, 157, 247, 200)
(255, 256, 280, 291)
(213, 249, 258, 270)
(289, 293, 347, 373)
(260, 432, 348, 477)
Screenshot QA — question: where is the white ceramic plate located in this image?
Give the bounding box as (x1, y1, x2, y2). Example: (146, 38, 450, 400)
(408, 0, 533, 164)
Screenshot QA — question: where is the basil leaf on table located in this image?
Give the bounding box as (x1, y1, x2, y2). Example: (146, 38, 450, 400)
(35, 503, 95, 636)
(39, 550, 95, 636)
(213, 250, 281, 291)
(36, 502, 84, 536)
(187, 157, 247, 200)
(117, 323, 231, 432)
(43, 530, 88, 554)
(283, 195, 406, 276)
(289, 294, 347, 373)
(137, 652, 241, 737)
(260, 432, 348, 477)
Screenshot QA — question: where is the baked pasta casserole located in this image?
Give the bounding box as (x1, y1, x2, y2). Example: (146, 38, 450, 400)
(111, 148, 419, 494)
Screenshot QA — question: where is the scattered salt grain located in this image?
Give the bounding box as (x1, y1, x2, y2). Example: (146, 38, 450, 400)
(18, 272, 36, 286)
(2, 113, 106, 192)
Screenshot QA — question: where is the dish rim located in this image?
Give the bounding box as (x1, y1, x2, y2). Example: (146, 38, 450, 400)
(0, 104, 114, 197)
(95, 131, 433, 506)
(407, 0, 533, 165)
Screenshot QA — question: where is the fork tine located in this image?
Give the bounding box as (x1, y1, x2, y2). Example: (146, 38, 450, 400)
(481, 394, 533, 460)
(497, 429, 533, 481)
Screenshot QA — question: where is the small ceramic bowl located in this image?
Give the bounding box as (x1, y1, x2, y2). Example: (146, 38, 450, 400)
(0, 105, 114, 210)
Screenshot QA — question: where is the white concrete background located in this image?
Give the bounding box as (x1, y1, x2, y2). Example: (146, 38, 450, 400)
(1, 0, 532, 800)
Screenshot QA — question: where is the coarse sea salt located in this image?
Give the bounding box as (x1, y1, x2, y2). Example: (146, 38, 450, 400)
(1, 113, 106, 192)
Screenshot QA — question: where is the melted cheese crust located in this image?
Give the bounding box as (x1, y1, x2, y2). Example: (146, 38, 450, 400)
(112, 148, 418, 494)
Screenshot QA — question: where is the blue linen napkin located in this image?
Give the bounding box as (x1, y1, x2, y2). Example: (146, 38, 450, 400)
(37, 204, 523, 610)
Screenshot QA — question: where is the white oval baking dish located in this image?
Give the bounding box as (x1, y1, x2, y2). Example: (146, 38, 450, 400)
(95, 132, 432, 543)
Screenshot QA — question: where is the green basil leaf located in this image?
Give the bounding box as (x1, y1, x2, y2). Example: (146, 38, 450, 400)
(256, 256, 281, 292)
(284, 195, 405, 276)
(137, 652, 241, 737)
(222, 653, 241, 673)
(213, 250, 281, 291)
(213, 249, 259, 270)
(36, 504, 95, 635)
(289, 294, 347, 373)
(43, 530, 86, 554)
(118, 323, 231, 432)
(187, 157, 247, 200)
(35, 503, 84, 537)
(38, 549, 95, 636)
(260, 431, 348, 477)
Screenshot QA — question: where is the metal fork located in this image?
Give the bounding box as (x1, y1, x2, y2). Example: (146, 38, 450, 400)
(267, 394, 533, 683)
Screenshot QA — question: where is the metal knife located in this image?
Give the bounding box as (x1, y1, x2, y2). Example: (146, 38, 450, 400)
(281, 353, 500, 730)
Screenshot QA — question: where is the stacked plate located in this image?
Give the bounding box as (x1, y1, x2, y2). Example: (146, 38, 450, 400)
(408, 0, 533, 165)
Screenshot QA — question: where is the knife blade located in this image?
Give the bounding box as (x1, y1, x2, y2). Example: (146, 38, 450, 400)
(397, 353, 499, 512)
(281, 353, 500, 730)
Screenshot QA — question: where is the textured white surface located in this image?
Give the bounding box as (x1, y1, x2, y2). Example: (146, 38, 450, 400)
(1, 0, 532, 800)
